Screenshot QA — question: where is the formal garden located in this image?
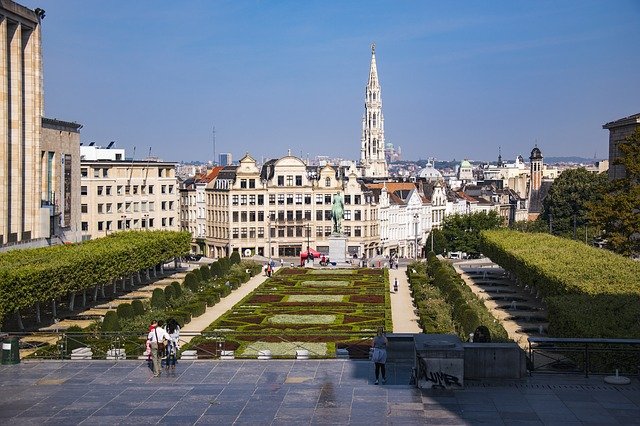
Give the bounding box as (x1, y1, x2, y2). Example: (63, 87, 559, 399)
(185, 268, 391, 359)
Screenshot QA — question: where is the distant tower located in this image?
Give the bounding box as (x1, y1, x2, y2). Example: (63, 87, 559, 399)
(529, 145, 543, 192)
(497, 146, 503, 167)
(360, 43, 388, 177)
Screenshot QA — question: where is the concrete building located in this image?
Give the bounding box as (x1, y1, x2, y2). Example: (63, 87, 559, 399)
(79, 146, 179, 240)
(40, 118, 82, 243)
(180, 167, 222, 253)
(218, 153, 232, 167)
(0, 1, 44, 247)
(360, 44, 388, 178)
(603, 113, 640, 180)
(203, 153, 379, 260)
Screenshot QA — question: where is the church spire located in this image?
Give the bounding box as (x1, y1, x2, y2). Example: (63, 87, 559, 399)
(360, 43, 388, 178)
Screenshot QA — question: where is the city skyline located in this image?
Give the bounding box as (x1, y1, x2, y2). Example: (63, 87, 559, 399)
(23, 0, 640, 163)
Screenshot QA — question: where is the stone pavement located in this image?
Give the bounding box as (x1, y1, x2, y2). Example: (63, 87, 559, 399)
(1, 360, 639, 425)
(388, 267, 422, 334)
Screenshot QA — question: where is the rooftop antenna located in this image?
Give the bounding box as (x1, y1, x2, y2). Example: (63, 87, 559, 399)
(212, 126, 216, 165)
(143, 147, 152, 183)
(128, 146, 136, 182)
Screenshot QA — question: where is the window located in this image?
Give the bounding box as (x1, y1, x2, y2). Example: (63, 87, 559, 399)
(249, 227, 256, 238)
(241, 227, 247, 238)
(81, 222, 88, 231)
(354, 210, 361, 221)
(278, 227, 285, 238)
(287, 227, 294, 237)
(324, 194, 332, 204)
(295, 210, 303, 220)
(117, 203, 123, 213)
(169, 201, 174, 210)
(325, 177, 331, 187)
(93, 168, 100, 178)
(316, 211, 323, 220)
(286, 194, 294, 205)
(278, 210, 285, 221)
(324, 210, 332, 220)
(315, 194, 323, 204)
(240, 195, 247, 205)
(232, 228, 239, 238)
(149, 218, 154, 228)
(344, 195, 351, 205)
(354, 226, 362, 237)
(295, 194, 303, 205)
(249, 179, 256, 189)
(295, 175, 302, 186)
(117, 220, 123, 230)
(133, 185, 138, 195)
(304, 210, 311, 220)
(232, 212, 239, 222)
(102, 168, 108, 177)
(161, 185, 166, 194)
(141, 201, 147, 212)
(257, 195, 264, 205)
(126, 202, 132, 213)
(269, 194, 276, 205)
(125, 185, 130, 195)
(81, 204, 88, 214)
(148, 185, 154, 194)
(277, 176, 284, 186)
(325, 226, 332, 236)
(240, 179, 247, 189)
(278, 194, 285, 205)
(286, 175, 293, 186)
(149, 202, 155, 211)
(232, 195, 239, 206)
(81, 168, 88, 178)
(106, 203, 113, 213)
(344, 226, 351, 237)
(249, 211, 256, 222)
(141, 185, 146, 195)
(97, 204, 104, 214)
(354, 195, 361, 205)
(316, 226, 323, 236)
(169, 217, 174, 226)
(286, 211, 294, 221)
(344, 210, 351, 220)
(162, 218, 167, 227)
(117, 185, 123, 195)
(134, 202, 139, 212)
(241, 212, 247, 222)
(98, 222, 103, 231)
(97, 186, 104, 196)
(81, 186, 87, 196)
(105, 186, 112, 196)
(106, 221, 112, 231)
(258, 211, 264, 221)
(304, 194, 311, 204)
(258, 227, 264, 238)
(249, 195, 256, 205)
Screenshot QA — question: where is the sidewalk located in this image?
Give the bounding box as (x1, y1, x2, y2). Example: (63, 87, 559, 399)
(389, 266, 422, 333)
(179, 268, 275, 344)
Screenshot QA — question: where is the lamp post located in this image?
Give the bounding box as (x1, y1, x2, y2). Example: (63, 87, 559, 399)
(268, 218, 272, 263)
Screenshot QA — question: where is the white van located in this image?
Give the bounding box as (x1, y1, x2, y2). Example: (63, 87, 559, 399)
(449, 251, 463, 260)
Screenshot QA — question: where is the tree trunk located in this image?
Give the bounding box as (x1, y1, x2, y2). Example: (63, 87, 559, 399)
(160, 263, 164, 274)
(68, 292, 75, 311)
(145, 269, 150, 281)
(93, 285, 99, 302)
(130, 275, 135, 286)
(15, 310, 24, 331)
(153, 266, 157, 278)
(121, 277, 126, 291)
(174, 257, 179, 269)
(137, 271, 142, 284)
(52, 299, 57, 318)
(101, 284, 106, 299)
(35, 302, 41, 323)
(82, 289, 87, 307)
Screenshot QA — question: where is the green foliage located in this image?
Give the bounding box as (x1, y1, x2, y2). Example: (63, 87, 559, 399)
(406, 262, 456, 333)
(199, 265, 211, 281)
(116, 303, 134, 319)
(588, 128, 640, 257)
(218, 257, 231, 274)
(439, 211, 503, 256)
(509, 219, 549, 233)
(151, 288, 166, 309)
(191, 268, 203, 282)
(210, 261, 222, 278)
(102, 311, 121, 332)
(183, 272, 199, 292)
(171, 281, 182, 297)
(184, 301, 207, 317)
(427, 228, 448, 255)
(164, 285, 174, 301)
(539, 168, 609, 238)
(480, 229, 640, 338)
(230, 251, 242, 265)
(131, 300, 145, 316)
(0, 230, 190, 327)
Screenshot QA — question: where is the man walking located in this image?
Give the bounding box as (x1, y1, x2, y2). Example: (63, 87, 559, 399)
(147, 320, 169, 377)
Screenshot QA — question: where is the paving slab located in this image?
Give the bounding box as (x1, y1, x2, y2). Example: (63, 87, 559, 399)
(1, 360, 639, 424)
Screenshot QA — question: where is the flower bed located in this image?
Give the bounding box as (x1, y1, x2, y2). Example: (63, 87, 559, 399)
(301, 280, 349, 287)
(287, 295, 344, 303)
(268, 314, 337, 325)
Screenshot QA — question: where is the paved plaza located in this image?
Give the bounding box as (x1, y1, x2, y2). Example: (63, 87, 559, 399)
(1, 360, 639, 425)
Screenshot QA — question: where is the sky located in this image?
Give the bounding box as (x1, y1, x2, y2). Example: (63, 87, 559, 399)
(21, 0, 640, 164)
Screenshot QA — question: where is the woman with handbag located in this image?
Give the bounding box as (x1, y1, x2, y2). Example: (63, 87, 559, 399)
(147, 320, 169, 377)
(371, 327, 388, 385)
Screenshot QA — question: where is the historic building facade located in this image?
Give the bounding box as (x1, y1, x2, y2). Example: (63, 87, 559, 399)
(360, 44, 388, 178)
(202, 153, 379, 260)
(79, 146, 179, 240)
(603, 113, 640, 180)
(0, 2, 45, 247)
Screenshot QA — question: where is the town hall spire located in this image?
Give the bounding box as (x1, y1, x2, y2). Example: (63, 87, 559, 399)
(360, 43, 388, 177)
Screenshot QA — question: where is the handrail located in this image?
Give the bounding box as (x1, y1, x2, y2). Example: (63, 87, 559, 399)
(528, 337, 640, 377)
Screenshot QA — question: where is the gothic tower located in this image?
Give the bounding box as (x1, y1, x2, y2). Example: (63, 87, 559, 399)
(360, 44, 388, 178)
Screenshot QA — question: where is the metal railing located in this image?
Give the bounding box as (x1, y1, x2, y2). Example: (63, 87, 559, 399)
(528, 337, 640, 377)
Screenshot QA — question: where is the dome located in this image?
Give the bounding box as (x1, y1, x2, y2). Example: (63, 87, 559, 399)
(460, 160, 472, 169)
(530, 146, 543, 160)
(418, 164, 442, 181)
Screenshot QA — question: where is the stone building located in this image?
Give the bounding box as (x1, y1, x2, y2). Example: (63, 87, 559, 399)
(40, 117, 82, 243)
(180, 167, 221, 254)
(0, 1, 44, 247)
(79, 146, 179, 240)
(603, 113, 640, 180)
(202, 153, 379, 260)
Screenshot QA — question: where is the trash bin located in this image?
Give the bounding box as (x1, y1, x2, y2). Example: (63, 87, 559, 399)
(1, 336, 21, 365)
(414, 334, 463, 389)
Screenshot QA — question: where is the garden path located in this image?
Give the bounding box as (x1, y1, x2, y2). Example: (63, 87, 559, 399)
(179, 267, 276, 344)
(389, 266, 422, 333)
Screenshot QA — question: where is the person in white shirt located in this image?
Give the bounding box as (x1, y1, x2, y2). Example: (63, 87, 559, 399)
(147, 320, 169, 377)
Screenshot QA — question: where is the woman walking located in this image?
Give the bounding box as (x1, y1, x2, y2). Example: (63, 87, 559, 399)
(165, 318, 180, 370)
(371, 327, 388, 385)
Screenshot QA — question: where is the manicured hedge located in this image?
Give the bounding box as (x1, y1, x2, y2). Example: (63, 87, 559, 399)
(480, 230, 640, 338)
(0, 230, 190, 325)
(406, 263, 456, 334)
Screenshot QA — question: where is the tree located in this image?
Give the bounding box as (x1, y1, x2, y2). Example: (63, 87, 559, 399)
(440, 211, 504, 256)
(589, 129, 640, 256)
(539, 168, 608, 238)
(230, 251, 242, 265)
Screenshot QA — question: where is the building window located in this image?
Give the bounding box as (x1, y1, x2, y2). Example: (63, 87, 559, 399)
(286, 194, 294, 205)
(286, 175, 293, 186)
(354, 226, 362, 237)
(134, 202, 140, 212)
(325, 226, 332, 236)
(344, 195, 351, 205)
(81, 168, 88, 178)
(117, 185, 123, 195)
(277, 176, 284, 186)
(344, 210, 351, 220)
(249, 211, 256, 222)
(295, 194, 303, 205)
(232, 228, 239, 238)
(162, 218, 167, 227)
(149, 202, 155, 211)
(133, 185, 138, 195)
(316, 211, 323, 221)
(258, 195, 264, 205)
(304, 210, 311, 220)
(278, 194, 285, 205)
(81, 186, 87, 196)
(93, 168, 100, 178)
(241, 195, 247, 205)
(316, 226, 323, 236)
(315, 194, 323, 204)
(354, 195, 361, 205)
(325, 210, 332, 221)
(258, 211, 264, 221)
(106, 203, 113, 213)
(232, 212, 239, 222)
(249, 179, 256, 189)
(106, 186, 112, 196)
(258, 227, 264, 238)
(286, 210, 294, 221)
(325, 177, 331, 187)
(81, 222, 88, 231)
(324, 194, 332, 204)
(232, 195, 239, 206)
(98, 222, 103, 231)
(344, 226, 351, 237)
(249, 195, 256, 205)
(240, 179, 247, 189)
(241, 212, 247, 222)
(304, 194, 311, 204)
(126, 202, 132, 213)
(148, 185, 154, 194)
(125, 185, 131, 195)
(161, 185, 166, 194)
(269, 194, 276, 205)
(117, 203, 123, 213)
(295, 175, 303, 186)
(81, 204, 88, 214)
(354, 210, 361, 220)
(97, 204, 104, 214)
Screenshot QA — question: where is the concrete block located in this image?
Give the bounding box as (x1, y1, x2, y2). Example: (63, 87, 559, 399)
(257, 349, 272, 360)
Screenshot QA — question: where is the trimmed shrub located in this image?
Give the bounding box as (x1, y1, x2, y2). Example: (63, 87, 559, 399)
(210, 261, 222, 278)
(164, 285, 175, 301)
(218, 257, 231, 274)
(131, 299, 145, 316)
(191, 268, 203, 283)
(171, 281, 182, 297)
(184, 301, 206, 317)
(230, 251, 241, 265)
(151, 288, 166, 309)
(200, 265, 211, 281)
(116, 303, 134, 319)
(102, 311, 121, 331)
(183, 272, 199, 291)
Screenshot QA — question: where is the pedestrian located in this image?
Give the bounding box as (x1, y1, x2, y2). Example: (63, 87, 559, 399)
(147, 320, 169, 377)
(371, 327, 388, 385)
(266, 264, 272, 277)
(145, 320, 157, 371)
(393, 278, 398, 293)
(165, 318, 180, 371)
(280, 258, 284, 267)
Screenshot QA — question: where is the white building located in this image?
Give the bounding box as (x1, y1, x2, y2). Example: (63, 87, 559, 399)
(360, 44, 388, 178)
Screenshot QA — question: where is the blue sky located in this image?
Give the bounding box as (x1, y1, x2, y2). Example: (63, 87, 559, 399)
(23, 0, 640, 163)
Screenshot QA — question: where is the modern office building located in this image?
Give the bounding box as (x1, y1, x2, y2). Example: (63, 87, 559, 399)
(218, 153, 232, 166)
(79, 146, 180, 240)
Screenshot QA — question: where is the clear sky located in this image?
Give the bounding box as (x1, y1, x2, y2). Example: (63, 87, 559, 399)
(22, 0, 640, 163)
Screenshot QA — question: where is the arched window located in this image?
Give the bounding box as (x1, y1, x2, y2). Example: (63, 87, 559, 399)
(325, 177, 331, 187)
(373, 93, 376, 100)
(373, 113, 376, 127)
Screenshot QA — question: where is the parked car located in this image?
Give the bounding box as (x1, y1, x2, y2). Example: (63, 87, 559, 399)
(186, 253, 203, 261)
